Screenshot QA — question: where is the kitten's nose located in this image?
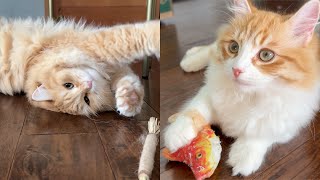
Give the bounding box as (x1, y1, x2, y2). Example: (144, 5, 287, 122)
(232, 67, 243, 78)
(86, 81, 92, 89)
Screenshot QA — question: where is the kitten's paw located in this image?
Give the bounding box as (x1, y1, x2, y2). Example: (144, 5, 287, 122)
(115, 76, 144, 117)
(227, 139, 266, 176)
(185, 46, 205, 56)
(164, 115, 197, 152)
(180, 46, 208, 72)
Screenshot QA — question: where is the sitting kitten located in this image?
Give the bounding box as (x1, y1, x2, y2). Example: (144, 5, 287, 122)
(0, 18, 159, 116)
(164, 0, 320, 176)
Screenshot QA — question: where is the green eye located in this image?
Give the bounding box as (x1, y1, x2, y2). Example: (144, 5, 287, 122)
(229, 41, 239, 53)
(259, 49, 275, 62)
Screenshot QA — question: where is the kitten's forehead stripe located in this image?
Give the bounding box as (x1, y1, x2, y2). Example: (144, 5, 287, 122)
(218, 7, 320, 89)
(232, 11, 284, 47)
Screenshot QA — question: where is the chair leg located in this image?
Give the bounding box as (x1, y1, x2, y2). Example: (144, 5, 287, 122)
(142, 57, 151, 79)
(143, 0, 156, 79)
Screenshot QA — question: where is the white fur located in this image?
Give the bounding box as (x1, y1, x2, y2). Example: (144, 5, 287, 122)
(115, 74, 144, 117)
(180, 43, 215, 72)
(164, 114, 197, 152)
(289, 0, 320, 45)
(229, 0, 251, 17)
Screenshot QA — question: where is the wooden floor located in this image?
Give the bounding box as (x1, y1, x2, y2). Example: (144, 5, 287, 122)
(160, 0, 320, 179)
(0, 60, 159, 179)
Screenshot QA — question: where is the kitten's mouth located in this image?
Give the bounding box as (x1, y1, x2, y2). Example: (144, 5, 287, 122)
(234, 79, 253, 86)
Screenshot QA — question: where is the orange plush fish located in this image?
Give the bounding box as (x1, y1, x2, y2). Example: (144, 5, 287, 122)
(163, 126, 222, 180)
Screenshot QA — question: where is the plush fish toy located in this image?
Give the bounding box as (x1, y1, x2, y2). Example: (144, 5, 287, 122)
(163, 112, 222, 180)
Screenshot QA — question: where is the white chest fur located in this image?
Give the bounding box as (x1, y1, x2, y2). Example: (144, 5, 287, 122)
(206, 67, 320, 143)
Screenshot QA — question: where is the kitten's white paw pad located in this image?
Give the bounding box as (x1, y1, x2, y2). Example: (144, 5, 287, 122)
(115, 79, 144, 117)
(227, 142, 264, 176)
(164, 115, 197, 152)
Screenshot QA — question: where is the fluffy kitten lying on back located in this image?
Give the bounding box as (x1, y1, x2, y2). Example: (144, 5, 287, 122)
(165, 0, 320, 176)
(0, 18, 159, 117)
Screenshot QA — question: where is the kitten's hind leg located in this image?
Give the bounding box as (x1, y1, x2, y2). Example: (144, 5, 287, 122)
(85, 21, 160, 65)
(180, 42, 217, 72)
(112, 69, 144, 117)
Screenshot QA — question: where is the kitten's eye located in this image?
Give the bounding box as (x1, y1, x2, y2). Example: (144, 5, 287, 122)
(84, 95, 90, 106)
(259, 49, 275, 62)
(63, 83, 74, 89)
(229, 41, 239, 54)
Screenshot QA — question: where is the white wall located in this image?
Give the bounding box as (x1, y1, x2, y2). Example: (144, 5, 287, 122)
(0, 0, 44, 18)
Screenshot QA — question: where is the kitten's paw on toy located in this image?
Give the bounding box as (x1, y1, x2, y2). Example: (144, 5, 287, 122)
(164, 115, 197, 152)
(115, 76, 144, 117)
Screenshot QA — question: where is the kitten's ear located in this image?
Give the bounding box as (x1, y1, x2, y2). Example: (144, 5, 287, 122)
(32, 84, 53, 101)
(230, 0, 252, 16)
(288, 0, 320, 45)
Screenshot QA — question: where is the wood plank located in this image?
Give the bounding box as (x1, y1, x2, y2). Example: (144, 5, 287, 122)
(131, 59, 160, 114)
(95, 110, 159, 179)
(22, 107, 97, 135)
(9, 133, 114, 180)
(44, 0, 49, 17)
(143, 59, 160, 113)
(91, 102, 158, 123)
(257, 127, 320, 179)
(0, 95, 29, 179)
(160, 66, 204, 148)
(55, 6, 147, 26)
(56, 0, 146, 7)
(134, 101, 159, 122)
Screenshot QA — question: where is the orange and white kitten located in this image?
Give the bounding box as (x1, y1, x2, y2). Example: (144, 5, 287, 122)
(164, 0, 320, 176)
(0, 18, 159, 116)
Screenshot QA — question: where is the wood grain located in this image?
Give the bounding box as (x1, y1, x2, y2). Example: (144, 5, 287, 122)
(94, 100, 159, 179)
(95, 118, 159, 179)
(0, 99, 159, 179)
(22, 107, 97, 135)
(143, 59, 160, 113)
(52, 0, 149, 26)
(0, 95, 29, 180)
(9, 133, 114, 180)
(56, 0, 146, 7)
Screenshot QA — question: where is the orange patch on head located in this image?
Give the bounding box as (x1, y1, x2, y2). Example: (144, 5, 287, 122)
(216, 2, 320, 89)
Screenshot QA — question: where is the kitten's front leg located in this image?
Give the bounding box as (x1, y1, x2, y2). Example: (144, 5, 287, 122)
(164, 87, 214, 152)
(112, 70, 144, 117)
(180, 42, 217, 72)
(227, 137, 272, 176)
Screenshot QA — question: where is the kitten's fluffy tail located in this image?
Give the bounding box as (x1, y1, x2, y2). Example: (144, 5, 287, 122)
(180, 42, 216, 72)
(84, 21, 160, 65)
